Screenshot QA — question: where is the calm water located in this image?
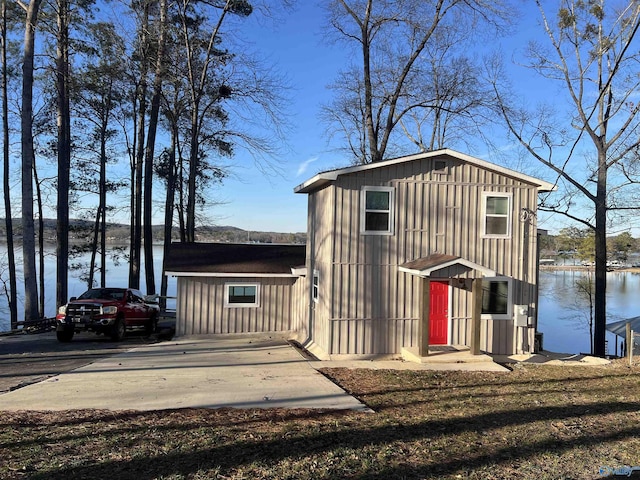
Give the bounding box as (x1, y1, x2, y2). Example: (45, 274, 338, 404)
(0, 245, 176, 331)
(0, 246, 636, 356)
(538, 269, 640, 355)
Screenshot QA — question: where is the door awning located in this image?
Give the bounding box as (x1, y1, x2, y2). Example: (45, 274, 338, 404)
(399, 253, 496, 277)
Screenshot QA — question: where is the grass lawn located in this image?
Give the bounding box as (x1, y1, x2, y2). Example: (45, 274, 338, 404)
(3, 362, 640, 479)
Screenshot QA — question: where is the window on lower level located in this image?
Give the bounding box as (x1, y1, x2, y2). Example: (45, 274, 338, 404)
(481, 278, 510, 316)
(312, 270, 319, 303)
(225, 283, 259, 307)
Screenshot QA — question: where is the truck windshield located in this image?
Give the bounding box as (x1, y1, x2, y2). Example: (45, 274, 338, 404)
(77, 289, 125, 301)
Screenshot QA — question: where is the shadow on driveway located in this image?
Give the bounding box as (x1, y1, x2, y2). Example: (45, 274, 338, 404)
(0, 331, 164, 393)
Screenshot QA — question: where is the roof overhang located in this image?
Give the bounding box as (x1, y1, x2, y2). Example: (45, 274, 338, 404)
(294, 149, 557, 194)
(399, 253, 496, 278)
(606, 316, 640, 337)
(165, 271, 302, 278)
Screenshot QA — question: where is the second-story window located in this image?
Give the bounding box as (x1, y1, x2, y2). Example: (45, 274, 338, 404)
(361, 186, 394, 235)
(483, 193, 511, 238)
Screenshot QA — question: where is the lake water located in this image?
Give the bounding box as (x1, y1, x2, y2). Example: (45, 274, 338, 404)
(0, 246, 635, 356)
(538, 269, 640, 355)
(0, 245, 177, 331)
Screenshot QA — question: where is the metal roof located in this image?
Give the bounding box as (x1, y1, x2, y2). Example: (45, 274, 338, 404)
(606, 316, 640, 337)
(164, 243, 306, 277)
(399, 253, 496, 277)
(294, 149, 557, 194)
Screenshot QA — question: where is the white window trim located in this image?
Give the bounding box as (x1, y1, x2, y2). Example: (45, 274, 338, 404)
(224, 282, 260, 308)
(312, 269, 319, 303)
(480, 276, 512, 320)
(360, 186, 395, 235)
(482, 192, 512, 239)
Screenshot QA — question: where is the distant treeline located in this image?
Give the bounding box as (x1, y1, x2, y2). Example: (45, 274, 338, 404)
(0, 219, 306, 245)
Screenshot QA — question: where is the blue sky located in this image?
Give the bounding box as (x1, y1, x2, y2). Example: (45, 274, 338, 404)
(193, 1, 610, 236)
(212, 3, 345, 233)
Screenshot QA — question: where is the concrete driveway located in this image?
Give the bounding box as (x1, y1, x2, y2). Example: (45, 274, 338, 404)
(0, 335, 370, 412)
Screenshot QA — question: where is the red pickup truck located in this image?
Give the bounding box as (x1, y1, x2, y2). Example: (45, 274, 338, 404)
(55, 287, 160, 342)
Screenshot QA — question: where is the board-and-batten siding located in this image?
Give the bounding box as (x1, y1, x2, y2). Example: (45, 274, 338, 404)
(311, 155, 539, 356)
(175, 276, 299, 336)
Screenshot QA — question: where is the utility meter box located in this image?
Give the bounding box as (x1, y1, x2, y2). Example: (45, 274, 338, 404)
(514, 305, 529, 327)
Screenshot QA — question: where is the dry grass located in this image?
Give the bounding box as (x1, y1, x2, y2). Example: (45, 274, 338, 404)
(3, 362, 640, 479)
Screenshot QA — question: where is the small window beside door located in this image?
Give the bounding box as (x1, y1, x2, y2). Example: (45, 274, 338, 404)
(481, 278, 511, 318)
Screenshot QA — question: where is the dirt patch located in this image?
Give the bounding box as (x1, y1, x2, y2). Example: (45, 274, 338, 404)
(2, 363, 640, 479)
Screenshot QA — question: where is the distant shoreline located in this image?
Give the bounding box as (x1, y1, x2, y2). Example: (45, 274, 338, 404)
(540, 265, 640, 273)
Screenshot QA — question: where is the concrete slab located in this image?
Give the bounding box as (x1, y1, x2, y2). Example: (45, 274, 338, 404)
(493, 351, 611, 366)
(314, 359, 509, 372)
(400, 346, 500, 366)
(0, 335, 371, 412)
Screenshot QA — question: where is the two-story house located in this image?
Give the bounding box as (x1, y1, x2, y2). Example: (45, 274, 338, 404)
(165, 149, 555, 358)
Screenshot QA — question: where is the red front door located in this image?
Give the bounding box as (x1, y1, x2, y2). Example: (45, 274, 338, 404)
(429, 280, 449, 345)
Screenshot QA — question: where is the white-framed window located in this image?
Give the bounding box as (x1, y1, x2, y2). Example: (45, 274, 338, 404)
(361, 186, 395, 235)
(224, 283, 260, 308)
(312, 270, 319, 303)
(481, 277, 512, 319)
(482, 192, 512, 238)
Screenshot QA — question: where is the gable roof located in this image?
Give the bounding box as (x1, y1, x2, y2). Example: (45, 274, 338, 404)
(399, 253, 496, 277)
(164, 242, 306, 277)
(294, 149, 556, 194)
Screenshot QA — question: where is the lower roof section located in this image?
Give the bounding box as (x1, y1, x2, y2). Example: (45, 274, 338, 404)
(164, 242, 306, 277)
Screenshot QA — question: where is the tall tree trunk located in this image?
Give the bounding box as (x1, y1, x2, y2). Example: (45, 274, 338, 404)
(1, 0, 17, 328)
(100, 115, 107, 288)
(21, 0, 43, 321)
(132, 95, 145, 289)
(88, 206, 99, 288)
(160, 126, 178, 309)
(95, 81, 111, 289)
(178, 153, 186, 242)
(33, 163, 44, 317)
(130, 2, 149, 290)
(185, 110, 199, 242)
(56, 0, 71, 308)
(143, 0, 167, 295)
(593, 151, 607, 357)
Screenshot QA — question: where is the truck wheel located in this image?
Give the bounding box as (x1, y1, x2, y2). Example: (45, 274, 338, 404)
(145, 314, 158, 336)
(56, 330, 74, 342)
(110, 317, 126, 341)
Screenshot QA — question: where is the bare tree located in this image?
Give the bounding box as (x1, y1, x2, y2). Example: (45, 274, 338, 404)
(322, 0, 511, 164)
(490, 0, 640, 357)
